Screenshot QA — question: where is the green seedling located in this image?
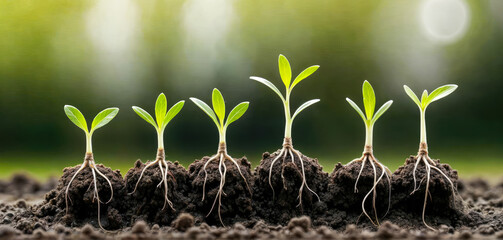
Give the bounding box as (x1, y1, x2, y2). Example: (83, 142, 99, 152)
(63, 105, 119, 230)
(190, 88, 251, 226)
(250, 54, 320, 208)
(346, 80, 393, 226)
(403, 84, 458, 230)
(129, 93, 185, 211)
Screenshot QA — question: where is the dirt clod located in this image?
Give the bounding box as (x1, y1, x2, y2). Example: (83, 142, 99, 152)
(172, 213, 194, 232)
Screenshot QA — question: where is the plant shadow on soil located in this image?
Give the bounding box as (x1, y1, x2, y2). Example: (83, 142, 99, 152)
(0, 154, 502, 239)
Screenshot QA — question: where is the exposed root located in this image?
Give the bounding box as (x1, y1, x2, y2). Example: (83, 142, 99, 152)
(268, 138, 321, 210)
(129, 148, 174, 211)
(200, 143, 251, 226)
(411, 144, 458, 231)
(64, 153, 115, 231)
(348, 146, 392, 227)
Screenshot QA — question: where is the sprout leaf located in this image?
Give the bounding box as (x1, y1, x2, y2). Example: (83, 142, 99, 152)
(250, 76, 285, 102)
(132, 106, 157, 129)
(162, 100, 185, 129)
(362, 80, 376, 120)
(278, 54, 292, 88)
(91, 108, 119, 132)
(226, 102, 249, 127)
(292, 99, 320, 121)
(403, 85, 421, 109)
(346, 98, 366, 123)
(371, 100, 393, 124)
(290, 65, 319, 90)
(155, 93, 167, 128)
(212, 88, 225, 123)
(190, 97, 220, 129)
(426, 84, 458, 105)
(64, 105, 88, 133)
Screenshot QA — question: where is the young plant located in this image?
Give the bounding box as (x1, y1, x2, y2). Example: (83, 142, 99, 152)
(190, 88, 251, 226)
(346, 80, 393, 226)
(403, 84, 458, 230)
(129, 93, 185, 211)
(250, 54, 320, 208)
(63, 105, 119, 230)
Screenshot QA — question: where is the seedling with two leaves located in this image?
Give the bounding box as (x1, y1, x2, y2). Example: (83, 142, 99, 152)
(250, 54, 321, 209)
(346, 80, 393, 226)
(129, 93, 185, 211)
(63, 105, 119, 230)
(190, 88, 251, 226)
(403, 84, 458, 230)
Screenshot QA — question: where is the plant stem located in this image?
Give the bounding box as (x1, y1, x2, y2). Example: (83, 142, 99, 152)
(364, 123, 373, 150)
(284, 91, 292, 139)
(86, 133, 93, 154)
(420, 109, 427, 145)
(158, 129, 165, 149)
(219, 127, 227, 145)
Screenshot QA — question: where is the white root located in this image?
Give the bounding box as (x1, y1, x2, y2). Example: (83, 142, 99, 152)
(64, 155, 114, 231)
(268, 148, 285, 200)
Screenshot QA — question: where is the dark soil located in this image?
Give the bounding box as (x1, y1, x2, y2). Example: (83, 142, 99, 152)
(252, 150, 328, 225)
(0, 154, 502, 239)
(187, 155, 254, 226)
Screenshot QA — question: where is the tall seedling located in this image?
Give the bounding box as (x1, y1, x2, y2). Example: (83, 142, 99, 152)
(190, 88, 251, 226)
(346, 80, 393, 226)
(63, 105, 119, 230)
(403, 84, 458, 230)
(129, 93, 185, 211)
(250, 54, 321, 208)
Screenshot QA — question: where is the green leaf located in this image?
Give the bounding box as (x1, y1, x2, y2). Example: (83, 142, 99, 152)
(403, 85, 421, 109)
(292, 99, 320, 120)
(91, 108, 119, 132)
(225, 102, 249, 127)
(212, 88, 225, 124)
(371, 100, 393, 124)
(132, 106, 157, 129)
(155, 93, 167, 128)
(290, 65, 319, 90)
(64, 105, 88, 133)
(162, 100, 185, 129)
(420, 90, 429, 109)
(190, 97, 220, 129)
(425, 84, 458, 106)
(250, 76, 285, 102)
(278, 54, 292, 89)
(346, 98, 367, 123)
(362, 80, 376, 120)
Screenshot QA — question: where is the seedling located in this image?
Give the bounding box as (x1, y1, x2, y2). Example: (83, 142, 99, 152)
(346, 80, 393, 226)
(129, 93, 185, 211)
(403, 84, 458, 230)
(250, 54, 320, 208)
(63, 105, 119, 230)
(190, 88, 251, 226)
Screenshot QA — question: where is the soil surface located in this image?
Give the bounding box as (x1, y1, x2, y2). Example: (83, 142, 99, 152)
(0, 155, 502, 239)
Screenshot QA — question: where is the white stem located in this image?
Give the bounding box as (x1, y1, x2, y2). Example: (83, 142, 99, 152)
(158, 129, 164, 150)
(284, 91, 292, 139)
(86, 132, 93, 154)
(365, 123, 373, 149)
(219, 127, 226, 145)
(420, 109, 427, 145)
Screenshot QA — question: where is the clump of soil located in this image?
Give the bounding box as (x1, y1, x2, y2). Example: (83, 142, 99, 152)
(187, 155, 253, 226)
(37, 164, 125, 230)
(391, 156, 465, 227)
(327, 161, 391, 223)
(252, 150, 328, 225)
(123, 159, 190, 225)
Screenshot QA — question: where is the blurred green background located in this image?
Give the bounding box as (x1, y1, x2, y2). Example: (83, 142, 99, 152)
(1, 0, 502, 180)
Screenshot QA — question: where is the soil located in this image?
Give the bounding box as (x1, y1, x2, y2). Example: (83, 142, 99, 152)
(0, 154, 502, 239)
(252, 150, 328, 225)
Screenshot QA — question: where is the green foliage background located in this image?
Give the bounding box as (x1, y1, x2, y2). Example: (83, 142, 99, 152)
(0, 0, 502, 179)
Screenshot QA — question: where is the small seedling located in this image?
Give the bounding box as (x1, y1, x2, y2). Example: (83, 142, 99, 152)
(250, 54, 320, 208)
(129, 93, 185, 211)
(346, 80, 393, 226)
(190, 88, 251, 226)
(63, 105, 119, 230)
(403, 84, 458, 230)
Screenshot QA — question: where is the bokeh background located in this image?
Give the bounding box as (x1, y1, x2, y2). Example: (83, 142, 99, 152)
(1, 0, 502, 180)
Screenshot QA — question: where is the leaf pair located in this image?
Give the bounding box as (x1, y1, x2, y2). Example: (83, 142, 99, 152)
(190, 88, 249, 131)
(132, 93, 185, 132)
(64, 105, 119, 135)
(250, 54, 320, 121)
(404, 84, 458, 110)
(346, 80, 393, 126)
